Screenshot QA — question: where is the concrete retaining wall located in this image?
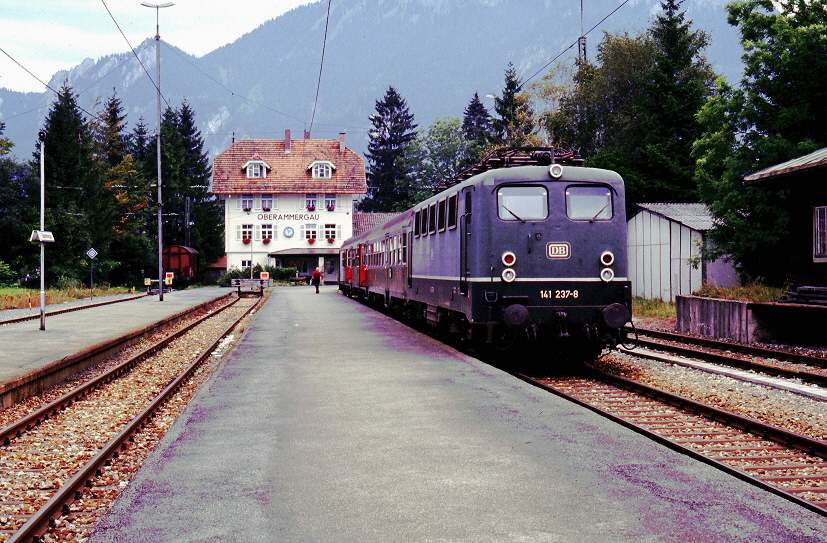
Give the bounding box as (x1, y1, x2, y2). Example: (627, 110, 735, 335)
(675, 296, 757, 343)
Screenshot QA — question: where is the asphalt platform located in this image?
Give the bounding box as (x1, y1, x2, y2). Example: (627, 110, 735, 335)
(80, 284, 827, 543)
(0, 288, 230, 386)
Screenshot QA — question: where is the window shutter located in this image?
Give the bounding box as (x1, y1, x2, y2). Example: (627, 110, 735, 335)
(236, 224, 242, 240)
(299, 224, 306, 239)
(255, 224, 261, 241)
(273, 225, 279, 240)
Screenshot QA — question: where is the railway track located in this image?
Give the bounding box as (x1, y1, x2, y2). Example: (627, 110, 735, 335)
(0, 294, 148, 327)
(0, 295, 261, 543)
(519, 368, 827, 516)
(626, 326, 827, 389)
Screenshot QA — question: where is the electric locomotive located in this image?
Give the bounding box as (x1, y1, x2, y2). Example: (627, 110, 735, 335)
(339, 148, 631, 361)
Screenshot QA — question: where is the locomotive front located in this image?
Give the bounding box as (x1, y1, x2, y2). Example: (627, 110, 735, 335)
(464, 164, 631, 358)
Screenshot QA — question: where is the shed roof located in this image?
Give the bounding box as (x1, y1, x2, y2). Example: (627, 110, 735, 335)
(636, 203, 715, 231)
(352, 212, 403, 237)
(744, 147, 827, 183)
(212, 137, 366, 194)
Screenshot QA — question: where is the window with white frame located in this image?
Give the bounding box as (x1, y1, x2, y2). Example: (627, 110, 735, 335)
(247, 163, 264, 178)
(312, 162, 332, 179)
(302, 223, 318, 240)
(324, 224, 341, 240)
(325, 193, 336, 210)
(815, 206, 827, 261)
(237, 224, 254, 241)
(305, 194, 318, 210)
(241, 260, 253, 269)
(261, 224, 274, 241)
(261, 194, 274, 211)
(239, 194, 254, 211)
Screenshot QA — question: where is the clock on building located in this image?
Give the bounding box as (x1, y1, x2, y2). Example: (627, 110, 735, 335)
(284, 227, 294, 238)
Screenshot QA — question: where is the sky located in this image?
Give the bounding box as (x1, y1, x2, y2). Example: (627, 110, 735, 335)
(0, 0, 318, 94)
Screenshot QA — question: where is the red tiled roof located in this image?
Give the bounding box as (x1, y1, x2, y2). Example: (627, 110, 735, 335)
(212, 137, 366, 194)
(206, 255, 227, 269)
(352, 212, 402, 237)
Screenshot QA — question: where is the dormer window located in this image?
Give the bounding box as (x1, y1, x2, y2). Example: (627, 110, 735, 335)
(309, 160, 335, 179)
(242, 159, 270, 179)
(248, 163, 264, 178)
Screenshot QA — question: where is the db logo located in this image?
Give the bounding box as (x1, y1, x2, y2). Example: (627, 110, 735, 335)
(546, 242, 571, 259)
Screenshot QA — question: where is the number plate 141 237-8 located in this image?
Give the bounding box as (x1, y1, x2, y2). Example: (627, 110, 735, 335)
(539, 289, 579, 299)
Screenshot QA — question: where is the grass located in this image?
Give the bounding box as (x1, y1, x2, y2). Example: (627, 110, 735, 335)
(692, 282, 786, 302)
(0, 286, 133, 311)
(632, 282, 787, 320)
(632, 297, 676, 318)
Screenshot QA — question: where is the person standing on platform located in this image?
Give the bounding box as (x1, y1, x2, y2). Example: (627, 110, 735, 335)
(311, 267, 322, 294)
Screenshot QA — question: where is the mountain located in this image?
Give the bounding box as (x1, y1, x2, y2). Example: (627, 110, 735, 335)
(0, 0, 744, 162)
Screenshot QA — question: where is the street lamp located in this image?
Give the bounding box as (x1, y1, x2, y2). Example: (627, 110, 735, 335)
(141, 1, 174, 301)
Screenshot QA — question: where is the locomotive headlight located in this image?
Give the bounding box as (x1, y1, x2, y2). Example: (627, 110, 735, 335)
(600, 251, 615, 266)
(502, 268, 517, 282)
(502, 251, 516, 266)
(549, 163, 564, 178)
(600, 267, 615, 282)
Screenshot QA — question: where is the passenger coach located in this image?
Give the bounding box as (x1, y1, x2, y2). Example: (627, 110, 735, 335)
(339, 148, 632, 361)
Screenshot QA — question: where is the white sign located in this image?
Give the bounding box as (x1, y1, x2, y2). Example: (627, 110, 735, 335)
(87, 248, 98, 259)
(30, 230, 55, 242)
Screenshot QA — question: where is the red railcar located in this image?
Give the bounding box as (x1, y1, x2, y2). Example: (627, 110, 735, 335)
(162, 245, 199, 283)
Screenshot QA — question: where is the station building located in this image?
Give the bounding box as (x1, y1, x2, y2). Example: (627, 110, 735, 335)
(211, 130, 367, 282)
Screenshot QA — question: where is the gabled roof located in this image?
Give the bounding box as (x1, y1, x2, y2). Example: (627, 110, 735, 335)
(212, 137, 366, 194)
(635, 203, 715, 231)
(744, 147, 827, 183)
(352, 212, 402, 237)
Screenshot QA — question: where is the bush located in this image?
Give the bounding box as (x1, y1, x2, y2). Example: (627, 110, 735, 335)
(263, 265, 299, 281)
(0, 261, 15, 287)
(217, 266, 299, 286)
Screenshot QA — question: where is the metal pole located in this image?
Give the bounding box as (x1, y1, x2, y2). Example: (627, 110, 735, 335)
(39, 138, 45, 330)
(155, 9, 164, 302)
(142, 2, 174, 301)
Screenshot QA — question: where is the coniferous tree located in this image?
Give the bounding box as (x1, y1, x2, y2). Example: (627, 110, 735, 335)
(173, 101, 224, 271)
(635, 0, 715, 203)
(159, 101, 224, 274)
(462, 93, 493, 145)
(491, 63, 535, 146)
(461, 92, 494, 165)
(0, 123, 37, 278)
(37, 86, 105, 283)
(360, 86, 418, 212)
(89, 92, 154, 285)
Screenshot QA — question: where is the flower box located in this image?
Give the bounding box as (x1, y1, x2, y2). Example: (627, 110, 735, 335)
(327, 238, 335, 243)
(262, 207, 271, 211)
(242, 238, 251, 244)
(326, 205, 335, 211)
(262, 238, 271, 244)
(306, 205, 316, 211)
(242, 207, 251, 212)
(307, 238, 316, 244)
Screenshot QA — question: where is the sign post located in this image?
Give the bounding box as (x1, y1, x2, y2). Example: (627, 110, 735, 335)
(86, 248, 98, 300)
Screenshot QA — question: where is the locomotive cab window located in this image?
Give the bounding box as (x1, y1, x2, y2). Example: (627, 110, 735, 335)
(497, 186, 548, 221)
(566, 185, 613, 221)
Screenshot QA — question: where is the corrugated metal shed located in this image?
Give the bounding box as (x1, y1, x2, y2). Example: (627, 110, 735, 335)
(628, 203, 738, 301)
(744, 147, 827, 183)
